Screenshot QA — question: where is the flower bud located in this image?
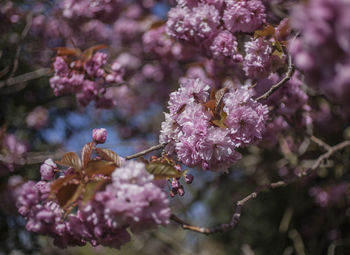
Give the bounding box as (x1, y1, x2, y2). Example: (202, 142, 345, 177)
(177, 186, 185, 196)
(92, 128, 107, 144)
(171, 179, 180, 189)
(185, 174, 194, 184)
(40, 158, 56, 180)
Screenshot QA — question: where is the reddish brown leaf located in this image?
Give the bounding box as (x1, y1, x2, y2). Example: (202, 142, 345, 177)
(56, 183, 83, 208)
(95, 148, 123, 167)
(82, 45, 108, 59)
(50, 173, 80, 194)
(276, 20, 290, 40)
(56, 152, 82, 171)
(150, 20, 166, 29)
(81, 142, 94, 169)
(53, 47, 80, 56)
(209, 88, 216, 100)
(203, 99, 216, 111)
(85, 160, 117, 177)
(254, 25, 275, 39)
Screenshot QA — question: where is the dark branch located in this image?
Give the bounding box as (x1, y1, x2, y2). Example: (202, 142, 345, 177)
(256, 56, 294, 101)
(171, 140, 350, 235)
(0, 68, 51, 89)
(310, 135, 332, 151)
(0, 151, 65, 166)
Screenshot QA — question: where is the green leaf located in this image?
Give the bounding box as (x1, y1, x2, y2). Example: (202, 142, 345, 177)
(81, 180, 107, 205)
(145, 162, 184, 179)
(95, 148, 123, 167)
(211, 110, 228, 128)
(56, 152, 82, 171)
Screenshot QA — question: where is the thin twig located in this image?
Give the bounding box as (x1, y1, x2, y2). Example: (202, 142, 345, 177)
(0, 151, 65, 166)
(125, 144, 165, 160)
(303, 140, 350, 176)
(171, 140, 350, 235)
(310, 135, 332, 151)
(256, 55, 294, 101)
(170, 181, 286, 235)
(0, 68, 51, 89)
(9, 13, 33, 78)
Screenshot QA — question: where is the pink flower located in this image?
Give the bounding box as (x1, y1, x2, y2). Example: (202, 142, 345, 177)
(223, 0, 266, 33)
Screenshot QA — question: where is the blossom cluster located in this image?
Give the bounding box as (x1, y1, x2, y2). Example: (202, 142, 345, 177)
(166, 0, 288, 79)
(17, 159, 170, 248)
(0, 133, 28, 173)
(290, 0, 350, 107)
(62, 0, 123, 21)
(50, 51, 124, 108)
(160, 78, 268, 172)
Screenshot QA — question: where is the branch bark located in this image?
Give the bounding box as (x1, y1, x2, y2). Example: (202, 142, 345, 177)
(125, 143, 165, 160)
(0, 68, 50, 89)
(256, 56, 294, 102)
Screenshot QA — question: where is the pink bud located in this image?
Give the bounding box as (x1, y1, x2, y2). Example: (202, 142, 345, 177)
(40, 158, 57, 180)
(185, 174, 194, 184)
(92, 128, 107, 144)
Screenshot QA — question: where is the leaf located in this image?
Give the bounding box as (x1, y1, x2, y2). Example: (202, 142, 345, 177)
(53, 47, 80, 56)
(56, 152, 82, 171)
(150, 20, 166, 29)
(85, 160, 117, 177)
(272, 49, 284, 58)
(209, 88, 216, 100)
(82, 44, 108, 59)
(211, 110, 228, 128)
(145, 162, 184, 179)
(56, 183, 83, 208)
(81, 142, 94, 169)
(254, 25, 275, 39)
(215, 87, 229, 108)
(95, 148, 123, 167)
(50, 173, 80, 194)
(276, 20, 290, 40)
(273, 41, 283, 52)
(203, 99, 216, 111)
(81, 180, 107, 205)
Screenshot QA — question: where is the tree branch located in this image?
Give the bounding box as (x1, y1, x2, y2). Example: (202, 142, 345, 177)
(125, 143, 165, 160)
(0, 68, 51, 89)
(171, 140, 350, 235)
(256, 55, 294, 102)
(170, 181, 286, 235)
(309, 135, 332, 151)
(0, 151, 65, 166)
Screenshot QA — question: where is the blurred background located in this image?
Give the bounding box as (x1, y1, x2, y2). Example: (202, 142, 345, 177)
(1, 0, 350, 254)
